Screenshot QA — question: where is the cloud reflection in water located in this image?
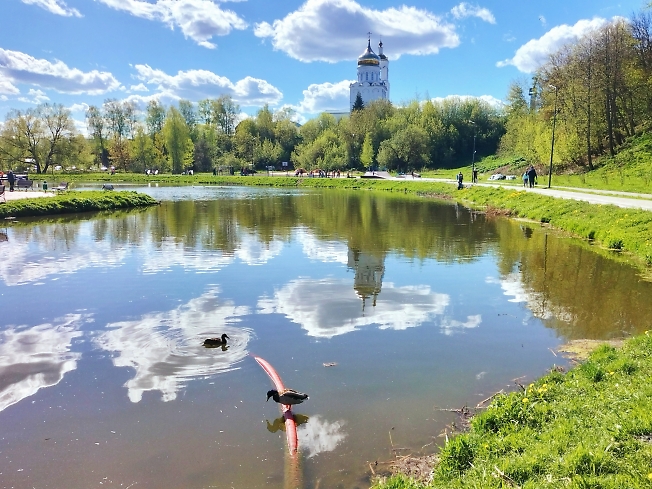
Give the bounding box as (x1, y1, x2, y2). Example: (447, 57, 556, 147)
(95, 289, 252, 402)
(257, 278, 451, 338)
(298, 415, 347, 458)
(0, 314, 86, 412)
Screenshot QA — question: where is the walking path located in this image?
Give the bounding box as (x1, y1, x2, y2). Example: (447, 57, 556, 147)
(3, 190, 51, 201)
(418, 177, 652, 212)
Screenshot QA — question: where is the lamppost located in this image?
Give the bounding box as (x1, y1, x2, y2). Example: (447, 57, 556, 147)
(469, 120, 477, 182)
(548, 85, 558, 189)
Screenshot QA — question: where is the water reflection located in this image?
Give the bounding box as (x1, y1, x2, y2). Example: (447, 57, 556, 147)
(0, 238, 126, 286)
(257, 278, 450, 338)
(267, 414, 310, 432)
(297, 415, 347, 458)
(0, 314, 86, 412)
(95, 289, 252, 402)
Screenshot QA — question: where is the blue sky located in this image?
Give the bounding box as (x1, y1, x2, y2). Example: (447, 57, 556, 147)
(0, 0, 645, 129)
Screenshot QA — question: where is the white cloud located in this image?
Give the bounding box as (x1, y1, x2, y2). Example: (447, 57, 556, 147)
(295, 80, 353, 113)
(21, 0, 82, 17)
(497, 18, 609, 73)
(68, 102, 90, 113)
(298, 416, 347, 458)
(18, 88, 50, 104)
(95, 289, 252, 403)
(296, 229, 349, 264)
(130, 83, 149, 92)
(0, 48, 121, 95)
(0, 314, 86, 412)
(450, 3, 496, 24)
(257, 278, 450, 338)
(133, 64, 283, 106)
(96, 0, 247, 49)
(254, 0, 460, 63)
(0, 77, 20, 95)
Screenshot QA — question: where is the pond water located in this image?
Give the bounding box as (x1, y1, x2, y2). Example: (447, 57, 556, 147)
(1, 186, 649, 489)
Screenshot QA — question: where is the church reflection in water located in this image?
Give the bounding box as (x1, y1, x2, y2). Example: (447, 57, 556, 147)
(347, 248, 385, 311)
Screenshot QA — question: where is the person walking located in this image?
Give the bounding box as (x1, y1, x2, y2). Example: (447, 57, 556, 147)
(522, 171, 529, 187)
(527, 165, 537, 188)
(7, 170, 15, 192)
(457, 171, 464, 190)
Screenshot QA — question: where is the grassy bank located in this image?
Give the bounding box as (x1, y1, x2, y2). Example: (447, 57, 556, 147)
(374, 334, 652, 489)
(0, 191, 158, 218)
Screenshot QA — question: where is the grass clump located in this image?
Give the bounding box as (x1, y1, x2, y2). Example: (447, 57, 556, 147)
(373, 333, 652, 488)
(0, 191, 157, 218)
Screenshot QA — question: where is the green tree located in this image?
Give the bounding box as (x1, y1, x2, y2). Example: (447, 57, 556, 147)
(0, 103, 77, 174)
(352, 92, 365, 111)
(163, 107, 193, 173)
(360, 132, 374, 168)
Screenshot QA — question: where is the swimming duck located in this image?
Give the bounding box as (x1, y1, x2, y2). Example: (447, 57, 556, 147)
(266, 389, 309, 405)
(203, 333, 229, 347)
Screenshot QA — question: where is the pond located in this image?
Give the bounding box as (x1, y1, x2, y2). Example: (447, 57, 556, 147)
(1, 186, 649, 489)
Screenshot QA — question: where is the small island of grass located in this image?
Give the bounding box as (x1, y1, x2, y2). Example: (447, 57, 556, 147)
(0, 190, 158, 219)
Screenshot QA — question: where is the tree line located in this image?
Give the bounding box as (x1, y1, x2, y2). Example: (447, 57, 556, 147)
(0, 94, 504, 175)
(501, 8, 652, 170)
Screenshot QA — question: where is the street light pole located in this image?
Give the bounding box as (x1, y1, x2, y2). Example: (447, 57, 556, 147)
(548, 85, 558, 189)
(469, 120, 477, 182)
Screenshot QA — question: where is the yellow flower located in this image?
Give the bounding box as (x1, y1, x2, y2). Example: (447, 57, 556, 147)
(608, 371, 615, 376)
(522, 398, 529, 403)
(647, 473, 652, 481)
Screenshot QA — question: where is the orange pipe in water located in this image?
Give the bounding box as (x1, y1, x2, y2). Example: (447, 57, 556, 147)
(254, 355, 299, 455)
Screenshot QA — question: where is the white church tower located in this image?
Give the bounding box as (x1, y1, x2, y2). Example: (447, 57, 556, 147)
(350, 36, 389, 111)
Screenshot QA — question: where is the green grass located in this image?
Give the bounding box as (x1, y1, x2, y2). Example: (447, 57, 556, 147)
(373, 334, 652, 488)
(0, 190, 157, 218)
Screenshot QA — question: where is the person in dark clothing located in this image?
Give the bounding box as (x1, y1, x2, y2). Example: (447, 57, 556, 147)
(6, 170, 15, 192)
(527, 166, 537, 188)
(457, 171, 464, 189)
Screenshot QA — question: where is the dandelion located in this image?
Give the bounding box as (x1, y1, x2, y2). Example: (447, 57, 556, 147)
(648, 473, 652, 481)
(608, 371, 615, 376)
(522, 398, 529, 403)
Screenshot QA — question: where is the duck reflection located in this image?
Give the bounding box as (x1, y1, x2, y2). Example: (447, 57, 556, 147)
(0, 314, 86, 412)
(94, 289, 252, 402)
(267, 414, 310, 432)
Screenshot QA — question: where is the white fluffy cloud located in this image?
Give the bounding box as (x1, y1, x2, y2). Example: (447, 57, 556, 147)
(133, 64, 283, 106)
(95, 289, 252, 403)
(254, 0, 460, 63)
(497, 18, 609, 73)
(96, 0, 247, 49)
(0, 48, 121, 95)
(295, 80, 353, 113)
(0, 77, 20, 95)
(18, 88, 50, 104)
(450, 3, 496, 24)
(257, 278, 451, 338)
(0, 314, 86, 412)
(21, 0, 82, 17)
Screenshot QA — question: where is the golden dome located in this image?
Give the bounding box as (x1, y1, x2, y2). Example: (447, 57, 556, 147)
(358, 40, 380, 66)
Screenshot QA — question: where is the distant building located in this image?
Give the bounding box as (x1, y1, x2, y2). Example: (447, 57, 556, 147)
(349, 37, 390, 112)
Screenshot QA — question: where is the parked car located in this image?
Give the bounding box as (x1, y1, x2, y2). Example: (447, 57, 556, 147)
(488, 173, 506, 180)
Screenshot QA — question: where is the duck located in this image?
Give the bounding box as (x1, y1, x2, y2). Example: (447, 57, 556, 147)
(266, 388, 309, 405)
(203, 333, 229, 347)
